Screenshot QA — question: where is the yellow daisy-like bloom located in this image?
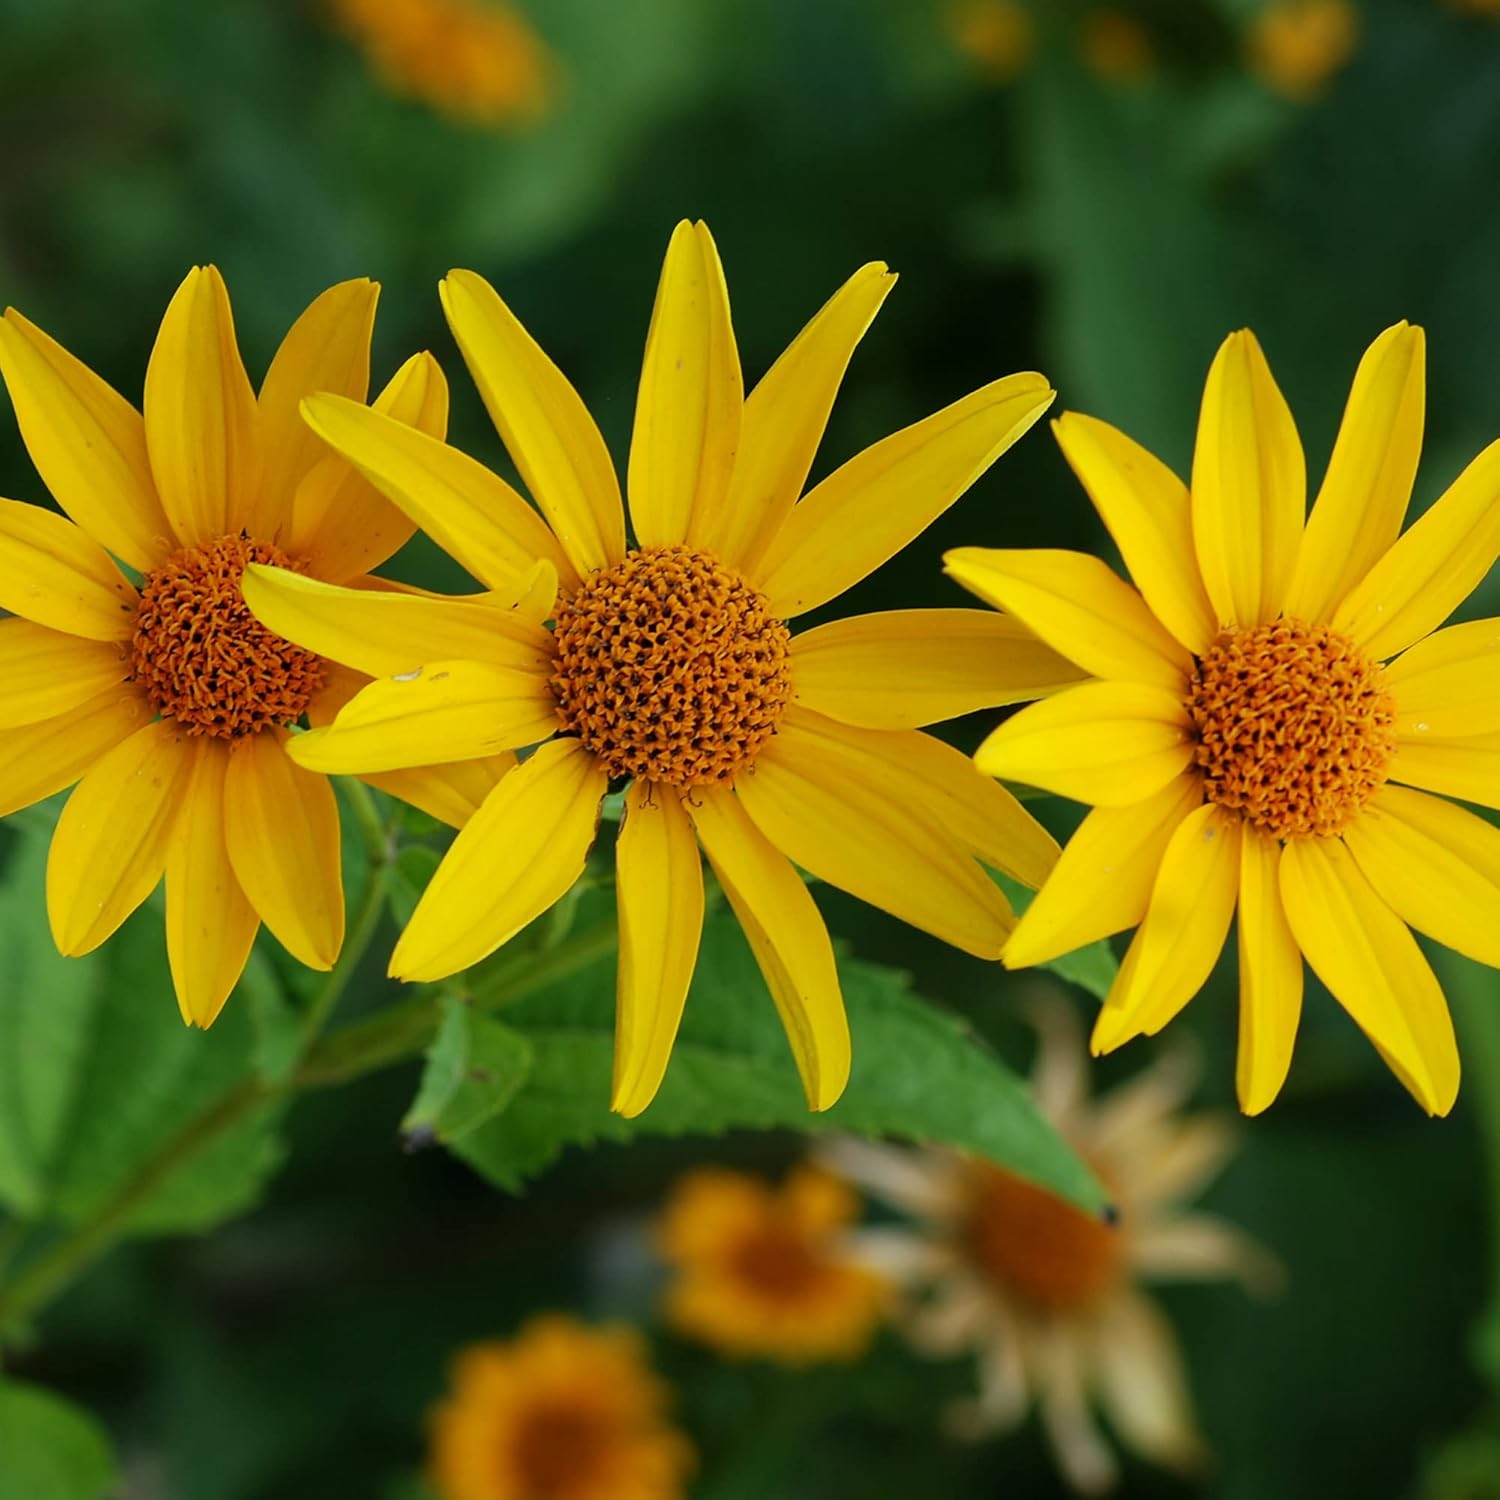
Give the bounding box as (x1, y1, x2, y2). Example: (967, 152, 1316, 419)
(428, 1316, 693, 1500)
(948, 323, 1500, 1115)
(1246, 0, 1358, 100)
(330, 0, 553, 127)
(826, 1004, 1272, 1493)
(946, 0, 1036, 83)
(245, 219, 1078, 1116)
(0, 269, 512, 1025)
(655, 1164, 888, 1366)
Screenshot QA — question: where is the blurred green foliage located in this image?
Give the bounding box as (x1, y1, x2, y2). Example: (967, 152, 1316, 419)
(2, 0, 1500, 1496)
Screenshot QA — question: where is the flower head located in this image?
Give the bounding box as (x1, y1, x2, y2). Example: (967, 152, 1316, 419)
(826, 1003, 1271, 1493)
(1247, 0, 1358, 99)
(429, 1316, 692, 1500)
(654, 1164, 888, 1365)
(0, 269, 512, 1024)
(330, 0, 554, 126)
(246, 219, 1078, 1115)
(950, 322, 1500, 1115)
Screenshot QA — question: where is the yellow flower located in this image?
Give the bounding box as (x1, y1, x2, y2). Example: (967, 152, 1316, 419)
(948, 323, 1500, 1115)
(1247, 0, 1358, 99)
(825, 1003, 1272, 1493)
(1077, 8, 1155, 82)
(946, 0, 1035, 82)
(655, 1164, 888, 1365)
(429, 1316, 693, 1500)
(330, 0, 554, 126)
(0, 269, 511, 1025)
(245, 219, 1078, 1116)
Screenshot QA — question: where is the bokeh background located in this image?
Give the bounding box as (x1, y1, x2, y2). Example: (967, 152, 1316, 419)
(3, 0, 1500, 1496)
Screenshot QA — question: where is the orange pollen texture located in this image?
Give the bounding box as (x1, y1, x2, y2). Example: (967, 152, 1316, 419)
(131, 533, 325, 739)
(550, 544, 792, 788)
(1187, 618, 1396, 840)
(509, 1401, 611, 1498)
(960, 1161, 1122, 1313)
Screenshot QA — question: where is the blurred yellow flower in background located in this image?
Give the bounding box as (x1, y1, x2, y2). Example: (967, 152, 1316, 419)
(826, 1004, 1272, 1494)
(0, 270, 504, 1025)
(1247, 0, 1359, 99)
(950, 322, 1500, 1116)
(1077, 8, 1155, 83)
(655, 1165, 888, 1365)
(247, 219, 1079, 1118)
(429, 1316, 693, 1500)
(946, 0, 1036, 83)
(330, 0, 554, 126)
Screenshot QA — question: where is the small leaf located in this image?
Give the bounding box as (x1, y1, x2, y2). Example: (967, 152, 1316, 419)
(0, 1379, 115, 1500)
(400, 996, 534, 1150)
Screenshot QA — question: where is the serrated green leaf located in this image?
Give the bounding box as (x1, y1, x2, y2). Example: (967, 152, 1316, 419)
(0, 824, 284, 1235)
(401, 997, 534, 1149)
(453, 905, 1103, 1212)
(992, 871, 1119, 1002)
(0, 1379, 115, 1500)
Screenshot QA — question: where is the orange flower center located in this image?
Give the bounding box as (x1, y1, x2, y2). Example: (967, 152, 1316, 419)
(508, 1401, 610, 1499)
(131, 533, 325, 739)
(960, 1162, 1123, 1313)
(726, 1222, 829, 1304)
(550, 544, 792, 788)
(1186, 619, 1396, 839)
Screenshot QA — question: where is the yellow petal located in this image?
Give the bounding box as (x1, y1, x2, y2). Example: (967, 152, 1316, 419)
(974, 680, 1194, 807)
(1091, 803, 1241, 1053)
(734, 711, 1016, 958)
(1343, 785, 1500, 969)
(47, 719, 191, 956)
(224, 729, 344, 970)
(1279, 836, 1458, 1115)
(143, 266, 259, 545)
(630, 220, 742, 548)
(1004, 773, 1204, 969)
(242, 564, 554, 679)
(612, 782, 706, 1118)
(0, 498, 139, 641)
(790, 607, 1082, 729)
(688, 785, 850, 1111)
(361, 755, 516, 830)
(1051, 412, 1217, 655)
(705, 261, 896, 570)
(256, 278, 378, 531)
(1235, 827, 1302, 1115)
(300, 393, 576, 590)
(0, 683, 152, 818)
(1284, 323, 1425, 622)
(289, 351, 449, 582)
(288, 659, 558, 775)
(441, 269, 625, 574)
(390, 738, 606, 982)
(0, 620, 128, 729)
(1390, 734, 1500, 811)
(0, 308, 172, 571)
(1332, 438, 1500, 660)
(1190, 329, 1305, 627)
(1383, 618, 1500, 737)
(755, 372, 1054, 616)
(165, 742, 259, 1028)
(943, 546, 1192, 689)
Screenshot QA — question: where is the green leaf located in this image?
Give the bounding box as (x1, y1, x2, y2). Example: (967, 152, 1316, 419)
(0, 824, 284, 1235)
(400, 997, 534, 1150)
(453, 905, 1103, 1212)
(387, 844, 443, 929)
(992, 872, 1118, 1002)
(0, 1379, 115, 1500)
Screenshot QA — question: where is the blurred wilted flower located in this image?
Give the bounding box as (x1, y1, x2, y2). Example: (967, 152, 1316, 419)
(429, 1316, 693, 1500)
(1077, 8, 1155, 82)
(952, 322, 1500, 1116)
(329, 0, 554, 126)
(246, 219, 1078, 1118)
(946, 0, 1036, 82)
(826, 1005, 1273, 1493)
(654, 1165, 888, 1365)
(1247, 0, 1358, 98)
(0, 272, 503, 1025)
